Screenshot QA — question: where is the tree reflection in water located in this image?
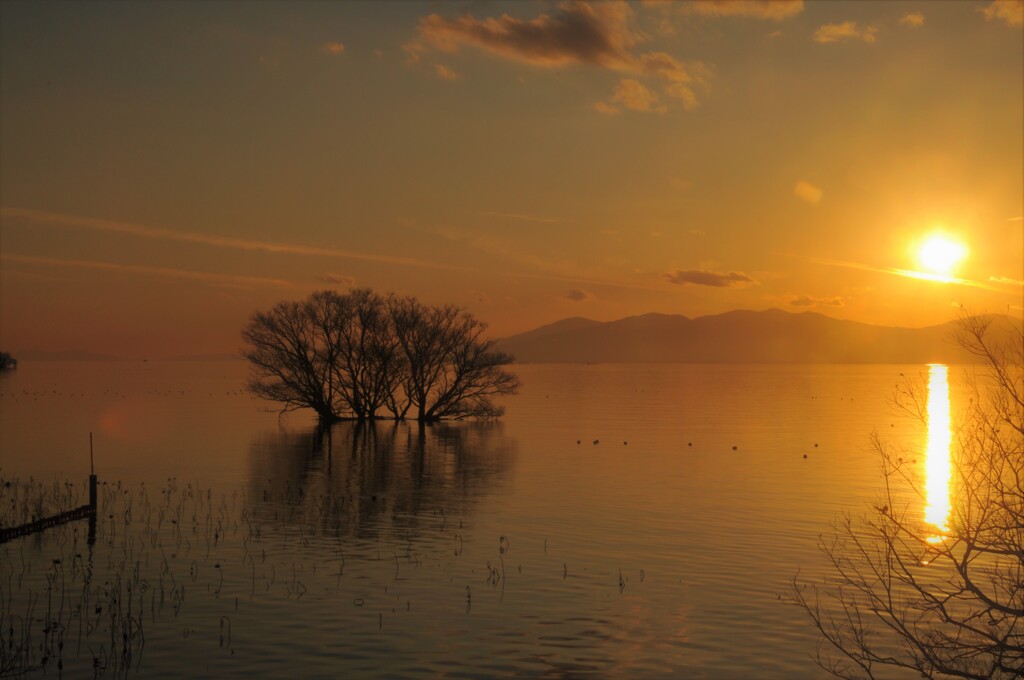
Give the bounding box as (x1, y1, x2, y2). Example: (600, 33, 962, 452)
(247, 421, 516, 538)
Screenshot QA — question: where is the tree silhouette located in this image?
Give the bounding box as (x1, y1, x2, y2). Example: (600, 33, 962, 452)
(387, 295, 519, 421)
(242, 289, 518, 423)
(792, 315, 1023, 679)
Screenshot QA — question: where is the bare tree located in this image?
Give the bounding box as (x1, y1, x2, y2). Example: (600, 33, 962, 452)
(242, 295, 346, 421)
(331, 289, 404, 420)
(243, 290, 518, 423)
(791, 315, 1023, 679)
(387, 295, 519, 421)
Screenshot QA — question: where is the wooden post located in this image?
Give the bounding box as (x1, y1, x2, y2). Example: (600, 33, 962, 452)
(88, 432, 97, 508)
(88, 432, 97, 544)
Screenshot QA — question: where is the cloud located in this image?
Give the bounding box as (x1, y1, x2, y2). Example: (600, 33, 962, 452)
(415, 1, 710, 107)
(663, 269, 758, 287)
(663, 82, 700, 110)
(593, 100, 621, 115)
(898, 12, 925, 28)
(608, 78, 664, 112)
(322, 41, 345, 55)
(813, 21, 879, 44)
(979, 0, 1023, 27)
(794, 180, 823, 204)
(789, 294, 844, 307)
(563, 288, 593, 302)
(1, 253, 293, 289)
(315, 273, 356, 286)
(989, 276, 1024, 287)
(433, 63, 461, 80)
(417, 2, 638, 68)
(480, 211, 562, 224)
(1, 207, 469, 272)
(811, 257, 999, 291)
(433, 226, 668, 293)
(677, 0, 804, 20)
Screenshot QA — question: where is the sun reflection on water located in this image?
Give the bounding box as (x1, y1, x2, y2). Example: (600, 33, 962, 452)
(924, 364, 952, 543)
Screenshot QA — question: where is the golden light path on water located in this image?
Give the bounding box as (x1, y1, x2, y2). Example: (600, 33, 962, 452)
(924, 364, 952, 543)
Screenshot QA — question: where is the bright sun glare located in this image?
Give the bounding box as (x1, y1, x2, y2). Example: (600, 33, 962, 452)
(916, 234, 968, 277)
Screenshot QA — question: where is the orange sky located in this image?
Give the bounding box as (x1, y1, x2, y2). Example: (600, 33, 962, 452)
(1, 0, 1022, 358)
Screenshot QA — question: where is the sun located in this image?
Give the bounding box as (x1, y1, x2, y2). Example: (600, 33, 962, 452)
(916, 234, 967, 277)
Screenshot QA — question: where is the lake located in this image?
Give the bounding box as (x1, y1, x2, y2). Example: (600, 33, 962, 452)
(0, 361, 969, 678)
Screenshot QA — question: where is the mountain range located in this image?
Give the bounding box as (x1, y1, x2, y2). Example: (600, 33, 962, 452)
(495, 309, 1022, 364)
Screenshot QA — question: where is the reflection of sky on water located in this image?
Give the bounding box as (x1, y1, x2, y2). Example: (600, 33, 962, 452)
(924, 364, 952, 542)
(247, 421, 517, 538)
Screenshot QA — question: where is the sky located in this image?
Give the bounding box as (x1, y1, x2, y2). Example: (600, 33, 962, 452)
(1, 0, 1022, 359)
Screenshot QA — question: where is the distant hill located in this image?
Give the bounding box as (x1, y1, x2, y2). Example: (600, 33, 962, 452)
(496, 310, 1022, 364)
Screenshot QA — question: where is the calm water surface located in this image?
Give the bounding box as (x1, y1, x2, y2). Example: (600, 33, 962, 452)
(0, 361, 970, 678)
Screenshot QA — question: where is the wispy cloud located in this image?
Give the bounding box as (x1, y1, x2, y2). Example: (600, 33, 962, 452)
(790, 294, 844, 307)
(899, 12, 925, 28)
(812, 257, 999, 291)
(989, 275, 1024, 287)
(979, 0, 1023, 27)
(315, 273, 356, 286)
(794, 180, 823, 204)
(676, 0, 804, 20)
(813, 21, 878, 44)
(479, 211, 562, 224)
(433, 226, 669, 293)
(433, 63, 461, 80)
(663, 269, 758, 287)
(600, 78, 666, 114)
(1, 207, 469, 272)
(2, 253, 294, 289)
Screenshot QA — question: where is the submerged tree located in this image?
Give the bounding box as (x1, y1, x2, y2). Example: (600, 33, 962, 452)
(0, 352, 16, 371)
(242, 294, 342, 421)
(388, 295, 519, 421)
(792, 315, 1023, 679)
(242, 289, 518, 423)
